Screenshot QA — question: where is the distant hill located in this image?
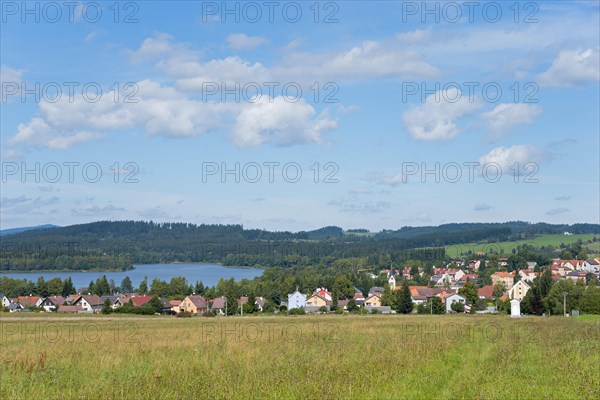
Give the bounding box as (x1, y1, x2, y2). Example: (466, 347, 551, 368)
(0, 220, 597, 272)
(0, 224, 59, 236)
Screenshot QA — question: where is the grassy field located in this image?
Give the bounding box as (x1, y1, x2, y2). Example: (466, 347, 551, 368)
(1, 314, 599, 399)
(446, 234, 599, 258)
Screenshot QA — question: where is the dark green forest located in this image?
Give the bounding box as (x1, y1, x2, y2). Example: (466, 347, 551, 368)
(0, 220, 598, 271)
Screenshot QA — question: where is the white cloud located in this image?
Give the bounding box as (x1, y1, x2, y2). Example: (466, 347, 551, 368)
(127, 33, 198, 63)
(175, 57, 270, 89)
(227, 33, 267, 50)
(396, 28, 432, 44)
(279, 41, 439, 80)
(9, 80, 229, 149)
(481, 103, 542, 140)
(231, 97, 337, 147)
(402, 88, 480, 141)
(478, 145, 546, 175)
(10, 118, 103, 150)
(538, 48, 600, 87)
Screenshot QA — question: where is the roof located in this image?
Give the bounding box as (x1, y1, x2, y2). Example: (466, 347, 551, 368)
(478, 285, 495, 300)
(211, 297, 226, 309)
(77, 295, 104, 307)
(586, 259, 600, 265)
(312, 288, 332, 301)
(17, 296, 41, 307)
(131, 295, 154, 307)
(170, 300, 182, 306)
(186, 295, 208, 308)
(492, 272, 514, 278)
(7, 303, 23, 310)
(445, 293, 466, 300)
(337, 299, 349, 307)
(43, 296, 66, 306)
(353, 292, 365, 300)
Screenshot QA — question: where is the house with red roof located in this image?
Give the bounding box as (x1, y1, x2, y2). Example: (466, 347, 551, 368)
(16, 296, 42, 308)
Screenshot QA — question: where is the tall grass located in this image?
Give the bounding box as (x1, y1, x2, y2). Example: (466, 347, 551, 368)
(1, 315, 598, 399)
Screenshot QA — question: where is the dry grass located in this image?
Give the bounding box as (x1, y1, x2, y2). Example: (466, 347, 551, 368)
(1, 314, 598, 399)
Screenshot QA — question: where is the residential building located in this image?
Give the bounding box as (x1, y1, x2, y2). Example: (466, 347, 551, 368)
(72, 295, 104, 313)
(179, 295, 209, 314)
(508, 280, 530, 301)
(491, 271, 514, 287)
(287, 290, 306, 310)
(445, 293, 466, 313)
(40, 296, 66, 312)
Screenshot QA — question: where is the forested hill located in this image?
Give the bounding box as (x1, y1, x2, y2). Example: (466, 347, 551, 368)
(1, 220, 598, 271)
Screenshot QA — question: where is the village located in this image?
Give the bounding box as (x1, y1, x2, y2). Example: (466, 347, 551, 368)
(3, 257, 599, 316)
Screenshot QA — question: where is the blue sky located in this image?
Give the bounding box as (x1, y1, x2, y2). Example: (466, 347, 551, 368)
(1, 1, 599, 231)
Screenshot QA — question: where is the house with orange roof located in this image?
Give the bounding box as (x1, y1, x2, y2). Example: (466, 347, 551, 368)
(478, 285, 495, 300)
(16, 296, 42, 308)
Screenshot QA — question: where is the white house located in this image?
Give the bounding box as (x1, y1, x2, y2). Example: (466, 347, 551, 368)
(72, 295, 104, 313)
(445, 293, 466, 313)
(583, 259, 600, 274)
(287, 290, 307, 310)
(0, 294, 10, 308)
(40, 296, 66, 312)
(508, 280, 530, 301)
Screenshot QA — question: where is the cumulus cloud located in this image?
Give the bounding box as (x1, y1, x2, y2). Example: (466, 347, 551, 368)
(481, 103, 542, 140)
(227, 33, 267, 50)
(402, 88, 480, 141)
(9, 80, 228, 149)
(478, 145, 547, 175)
(230, 97, 337, 147)
(538, 48, 600, 88)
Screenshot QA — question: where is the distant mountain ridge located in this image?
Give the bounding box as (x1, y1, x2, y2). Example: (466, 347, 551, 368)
(0, 224, 59, 236)
(0, 220, 597, 272)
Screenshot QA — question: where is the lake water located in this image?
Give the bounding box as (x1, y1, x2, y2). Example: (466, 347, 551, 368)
(0, 263, 263, 290)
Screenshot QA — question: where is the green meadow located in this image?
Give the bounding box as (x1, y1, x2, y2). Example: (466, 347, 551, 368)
(1, 314, 599, 399)
(445, 234, 599, 258)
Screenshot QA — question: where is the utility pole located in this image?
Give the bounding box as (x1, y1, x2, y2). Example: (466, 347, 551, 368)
(562, 292, 568, 317)
(225, 298, 227, 317)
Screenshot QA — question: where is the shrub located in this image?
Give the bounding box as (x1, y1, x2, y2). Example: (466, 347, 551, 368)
(451, 301, 465, 313)
(176, 311, 192, 318)
(288, 308, 306, 315)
